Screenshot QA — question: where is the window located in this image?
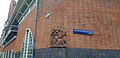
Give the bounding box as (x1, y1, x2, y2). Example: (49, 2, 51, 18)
(21, 4, 28, 13)
(26, 0, 32, 4)
(20, 28, 33, 58)
(0, 52, 2, 58)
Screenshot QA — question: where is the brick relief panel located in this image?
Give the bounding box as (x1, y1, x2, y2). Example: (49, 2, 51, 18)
(50, 27, 67, 47)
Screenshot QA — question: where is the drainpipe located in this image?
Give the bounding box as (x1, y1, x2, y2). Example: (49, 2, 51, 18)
(33, 0, 39, 58)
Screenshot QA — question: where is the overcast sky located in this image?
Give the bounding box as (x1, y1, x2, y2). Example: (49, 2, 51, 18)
(0, 0, 18, 37)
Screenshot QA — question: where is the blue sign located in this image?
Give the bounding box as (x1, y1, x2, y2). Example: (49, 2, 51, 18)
(73, 29, 93, 35)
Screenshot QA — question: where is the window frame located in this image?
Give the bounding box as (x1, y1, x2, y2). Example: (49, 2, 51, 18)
(20, 28, 34, 58)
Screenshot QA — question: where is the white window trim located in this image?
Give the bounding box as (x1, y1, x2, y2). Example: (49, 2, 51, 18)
(20, 28, 33, 58)
(19, 1, 36, 25)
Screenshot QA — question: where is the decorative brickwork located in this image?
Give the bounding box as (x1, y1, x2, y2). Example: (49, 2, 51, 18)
(50, 27, 67, 47)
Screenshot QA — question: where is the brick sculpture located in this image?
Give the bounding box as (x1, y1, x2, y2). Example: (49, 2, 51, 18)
(50, 27, 67, 47)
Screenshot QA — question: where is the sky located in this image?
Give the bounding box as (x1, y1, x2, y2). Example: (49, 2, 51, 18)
(0, 0, 18, 37)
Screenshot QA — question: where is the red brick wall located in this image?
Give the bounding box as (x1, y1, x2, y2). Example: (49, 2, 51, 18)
(35, 0, 120, 50)
(2, 0, 120, 52)
(14, 8, 35, 52)
(8, 0, 16, 19)
(3, 39, 16, 51)
(0, 48, 3, 51)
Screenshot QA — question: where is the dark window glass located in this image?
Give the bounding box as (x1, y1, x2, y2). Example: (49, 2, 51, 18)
(21, 4, 28, 13)
(17, 13, 22, 19)
(26, 0, 32, 4)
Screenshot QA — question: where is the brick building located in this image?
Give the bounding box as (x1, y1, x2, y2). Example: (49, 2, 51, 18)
(0, 0, 120, 58)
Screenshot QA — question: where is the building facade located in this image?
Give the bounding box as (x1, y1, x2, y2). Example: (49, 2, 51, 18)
(0, 0, 120, 58)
